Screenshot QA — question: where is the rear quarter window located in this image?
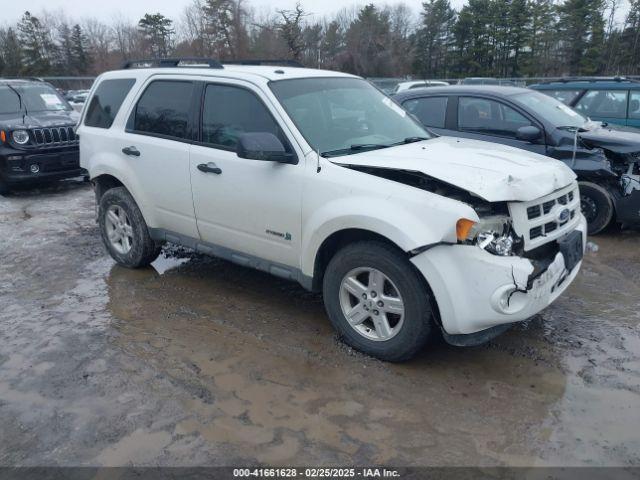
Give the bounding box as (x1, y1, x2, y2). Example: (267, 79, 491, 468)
(402, 96, 447, 128)
(84, 79, 136, 128)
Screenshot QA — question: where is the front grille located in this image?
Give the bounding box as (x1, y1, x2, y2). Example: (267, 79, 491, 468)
(509, 183, 581, 250)
(31, 126, 77, 146)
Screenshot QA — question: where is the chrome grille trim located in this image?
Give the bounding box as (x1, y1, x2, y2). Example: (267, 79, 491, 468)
(30, 126, 78, 146)
(510, 183, 582, 250)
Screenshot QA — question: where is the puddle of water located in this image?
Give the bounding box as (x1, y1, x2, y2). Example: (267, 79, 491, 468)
(104, 256, 569, 466)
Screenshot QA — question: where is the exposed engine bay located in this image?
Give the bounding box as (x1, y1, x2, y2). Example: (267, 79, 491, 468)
(343, 165, 526, 257)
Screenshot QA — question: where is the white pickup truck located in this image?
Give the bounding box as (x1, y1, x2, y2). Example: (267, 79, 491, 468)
(78, 59, 587, 361)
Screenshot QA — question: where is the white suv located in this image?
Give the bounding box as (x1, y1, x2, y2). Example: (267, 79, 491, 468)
(79, 58, 587, 361)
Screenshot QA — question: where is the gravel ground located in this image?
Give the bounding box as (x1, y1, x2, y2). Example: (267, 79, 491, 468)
(0, 180, 639, 467)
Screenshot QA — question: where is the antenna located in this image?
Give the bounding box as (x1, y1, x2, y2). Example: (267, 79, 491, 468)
(316, 147, 322, 173)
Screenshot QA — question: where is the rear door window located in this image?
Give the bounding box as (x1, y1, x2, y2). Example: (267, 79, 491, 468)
(402, 97, 448, 128)
(201, 84, 290, 151)
(574, 90, 628, 119)
(130, 80, 195, 140)
(458, 97, 531, 137)
(85, 79, 135, 128)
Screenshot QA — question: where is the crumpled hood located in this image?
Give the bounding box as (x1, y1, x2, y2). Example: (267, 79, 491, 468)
(331, 136, 576, 202)
(0, 110, 79, 129)
(578, 123, 640, 155)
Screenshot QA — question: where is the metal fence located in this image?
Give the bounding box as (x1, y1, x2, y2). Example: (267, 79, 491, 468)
(10, 74, 640, 93)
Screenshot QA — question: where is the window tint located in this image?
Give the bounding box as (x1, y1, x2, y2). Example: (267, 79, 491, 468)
(574, 90, 628, 119)
(458, 97, 531, 137)
(630, 91, 640, 119)
(85, 79, 135, 128)
(543, 89, 582, 105)
(202, 84, 289, 150)
(403, 97, 447, 128)
(132, 81, 194, 139)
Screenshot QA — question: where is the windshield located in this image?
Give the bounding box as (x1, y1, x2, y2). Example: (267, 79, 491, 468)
(512, 91, 587, 129)
(0, 84, 71, 114)
(269, 77, 431, 157)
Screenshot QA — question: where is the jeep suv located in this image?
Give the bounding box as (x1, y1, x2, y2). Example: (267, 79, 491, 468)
(78, 58, 587, 361)
(0, 79, 82, 195)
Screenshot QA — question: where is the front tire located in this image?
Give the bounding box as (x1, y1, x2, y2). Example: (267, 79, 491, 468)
(98, 187, 161, 268)
(579, 181, 614, 235)
(322, 241, 434, 362)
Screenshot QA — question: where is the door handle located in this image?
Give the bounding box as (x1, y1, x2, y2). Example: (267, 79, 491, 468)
(122, 146, 140, 157)
(197, 162, 222, 174)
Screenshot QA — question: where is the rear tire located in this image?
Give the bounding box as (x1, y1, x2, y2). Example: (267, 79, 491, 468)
(98, 187, 161, 268)
(322, 241, 434, 362)
(579, 181, 614, 235)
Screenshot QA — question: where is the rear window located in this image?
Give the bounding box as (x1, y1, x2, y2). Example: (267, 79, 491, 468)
(129, 80, 195, 140)
(85, 79, 135, 128)
(402, 97, 447, 128)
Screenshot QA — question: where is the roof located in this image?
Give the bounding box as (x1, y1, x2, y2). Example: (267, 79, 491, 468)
(393, 84, 530, 100)
(99, 64, 356, 84)
(531, 79, 640, 90)
(0, 78, 44, 86)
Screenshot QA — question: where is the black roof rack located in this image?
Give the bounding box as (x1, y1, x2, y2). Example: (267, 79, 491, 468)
(122, 57, 224, 70)
(223, 59, 304, 68)
(537, 76, 640, 84)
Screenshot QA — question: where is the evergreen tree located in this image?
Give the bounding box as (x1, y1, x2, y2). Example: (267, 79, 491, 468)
(202, 0, 249, 59)
(414, 0, 456, 78)
(453, 0, 494, 75)
(345, 4, 393, 76)
(17, 11, 56, 75)
(71, 24, 91, 74)
(557, 0, 606, 74)
(138, 13, 174, 58)
(525, 0, 558, 75)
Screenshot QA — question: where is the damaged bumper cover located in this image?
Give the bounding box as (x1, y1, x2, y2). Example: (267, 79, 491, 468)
(411, 214, 587, 337)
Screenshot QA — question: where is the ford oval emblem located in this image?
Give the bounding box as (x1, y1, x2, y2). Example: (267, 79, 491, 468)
(557, 208, 570, 223)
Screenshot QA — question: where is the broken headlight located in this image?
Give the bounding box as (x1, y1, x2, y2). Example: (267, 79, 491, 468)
(458, 215, 517, 256)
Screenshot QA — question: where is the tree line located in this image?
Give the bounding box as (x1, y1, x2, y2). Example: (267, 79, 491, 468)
(1, 0, 639, 79)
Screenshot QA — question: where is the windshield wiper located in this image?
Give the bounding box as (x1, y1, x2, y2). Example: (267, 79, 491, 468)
(321, 143, 390, 158)
(321, 137, 431, 158)
(390, 136, 430, 145)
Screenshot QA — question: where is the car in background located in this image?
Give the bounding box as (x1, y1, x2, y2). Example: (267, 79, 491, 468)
(0, 79, 82, 195)
(393, 85, 640, 234)
(392, 80, 450, 93)
(530, 77, 640, 128)
(460, 77, 517, 86)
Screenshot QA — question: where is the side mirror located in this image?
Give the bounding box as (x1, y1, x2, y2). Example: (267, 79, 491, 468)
(516, 125, 542, 142)
(236, 132, 297, 164)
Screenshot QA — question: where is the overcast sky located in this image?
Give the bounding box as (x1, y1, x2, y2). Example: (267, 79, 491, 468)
(3, 0, 629, 26)
(3, 0, 469, 25)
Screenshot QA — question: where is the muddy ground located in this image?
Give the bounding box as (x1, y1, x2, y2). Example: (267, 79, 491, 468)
(0, 180, 639, 467)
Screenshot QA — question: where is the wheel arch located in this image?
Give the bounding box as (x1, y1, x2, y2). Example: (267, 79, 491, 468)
(90, 169, 157, 227)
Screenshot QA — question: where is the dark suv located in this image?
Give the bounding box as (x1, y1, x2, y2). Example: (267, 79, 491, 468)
(393, 85, 640, 234)
(0, 79, 82, 195)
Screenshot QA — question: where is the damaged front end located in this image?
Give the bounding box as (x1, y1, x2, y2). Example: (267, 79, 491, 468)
(341, 163, 587, 340)
(571, 127, 640, 226)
